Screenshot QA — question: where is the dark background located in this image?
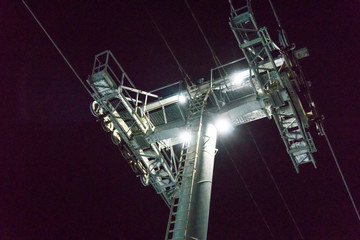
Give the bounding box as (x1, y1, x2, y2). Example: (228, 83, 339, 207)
(1, 0, 360, 239)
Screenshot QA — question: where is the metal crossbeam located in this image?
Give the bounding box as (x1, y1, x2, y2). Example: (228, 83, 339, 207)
(229, 5, 318, 172)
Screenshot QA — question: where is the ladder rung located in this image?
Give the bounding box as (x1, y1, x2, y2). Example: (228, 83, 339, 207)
(177, 169, 194, 175)
(178, 163, 194, 169)
(177, 174, 192, 178)
(179, 158, 196, 162)
(171, 192, 193, 201)
(171, 208, 191, 215)
(289, 138, 305, 143)
(287, 126, 299, 132)
(240, 37, 262, 48)
(179, 165, 195, 171)
(181, 152, 196, 157)
(173, 200, 190, 207)
(177, 183, 192, 189)
(169, 227, 186, 233)
(175, 192, 193, 199)
(180, 155, 196, 160)
(170, 216, 188, 223)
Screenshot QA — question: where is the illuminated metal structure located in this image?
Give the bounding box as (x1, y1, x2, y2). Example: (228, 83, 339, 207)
(85, 2, 323, 239)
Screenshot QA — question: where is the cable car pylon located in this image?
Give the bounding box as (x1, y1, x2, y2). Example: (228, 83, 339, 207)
(22, 0, 360, 238)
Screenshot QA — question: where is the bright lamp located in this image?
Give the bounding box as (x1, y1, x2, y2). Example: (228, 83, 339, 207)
(231, 70, 250, 85)
(215, 117, 233, 134)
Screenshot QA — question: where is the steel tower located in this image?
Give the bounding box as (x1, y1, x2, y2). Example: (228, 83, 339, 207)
(85, 2, 323, 239)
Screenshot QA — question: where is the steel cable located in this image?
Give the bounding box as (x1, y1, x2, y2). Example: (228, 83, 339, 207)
(323, 129, 360, 223)
(141, 2, 192, 86)
(246, 125, 305, 240)
(268, 1, 359, 221)
(22, 0, 92, 96)
(220, 140, 276, 240)
(183, 0, 228, 79)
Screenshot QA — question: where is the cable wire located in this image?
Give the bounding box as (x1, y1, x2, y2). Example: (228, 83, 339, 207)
(269, 0, 360, 223)
(22, 0, 92, 96)
(220, 140, 276, 240)
(269, 0, 359, 224)
(267, 0, 290, 48)
(141, 2, 192, 86)
(157, 2, 273, 235)
(323, 129, 360, 223)
(267, 0, 282, 29)
(183, 0, 227, 78)
(246, 125, 305, 240)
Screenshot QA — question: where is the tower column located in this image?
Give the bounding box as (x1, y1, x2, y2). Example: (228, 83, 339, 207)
(172, 120, 217, 240)
(187, 122, 217, 239)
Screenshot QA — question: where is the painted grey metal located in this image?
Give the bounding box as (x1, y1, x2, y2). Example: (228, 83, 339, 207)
(228, 4, 318, 172)
(186, 121, 217, 240)
(169, 121, 217, 240)
(83, 2, 324, 239)
(87, 51, 177, 206)
(165, 89, 211, 239)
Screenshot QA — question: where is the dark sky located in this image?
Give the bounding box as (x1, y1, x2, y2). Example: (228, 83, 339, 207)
(1, 0, 360, 239)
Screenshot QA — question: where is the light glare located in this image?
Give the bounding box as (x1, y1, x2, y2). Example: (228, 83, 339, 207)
(215, 117, 233, 134)
(180, 131, 192, 142)
(231, 70, 250, 85)
(178, 94, 187, 104)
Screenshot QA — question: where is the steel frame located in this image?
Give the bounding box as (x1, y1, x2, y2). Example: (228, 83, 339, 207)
(83, 3, 324, 238)
(229, 4, 317, 172)
(87, 51, 177, 206)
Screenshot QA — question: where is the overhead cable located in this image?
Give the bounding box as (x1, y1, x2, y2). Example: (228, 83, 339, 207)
(324, 129, 360, 223)
(182, 6, 276, 236)
(220, 140, 276, 240)
(22, 0, 92, 96)
(267, 0, 282, 29)
(246, 125, 305, 240)
(183, 0, 227, 78)
(141, 2, 192, 86)
(268, 0, 360, 224)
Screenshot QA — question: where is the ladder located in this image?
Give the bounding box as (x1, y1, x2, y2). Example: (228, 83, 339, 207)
(272, 102, 317, 172)
(165, 89, 210, 240)
(229, 5, 281, 98)
(229, 5, 317, 172)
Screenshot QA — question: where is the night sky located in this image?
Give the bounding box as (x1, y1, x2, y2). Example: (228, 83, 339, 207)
(1, 0, 360, 239)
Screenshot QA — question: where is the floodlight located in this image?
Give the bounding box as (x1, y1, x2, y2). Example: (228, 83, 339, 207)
(178, 94, 187, 104)
(180, 131, 192, 142)
(215, 117, 233, 134)
(231, 70, 250, 85)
